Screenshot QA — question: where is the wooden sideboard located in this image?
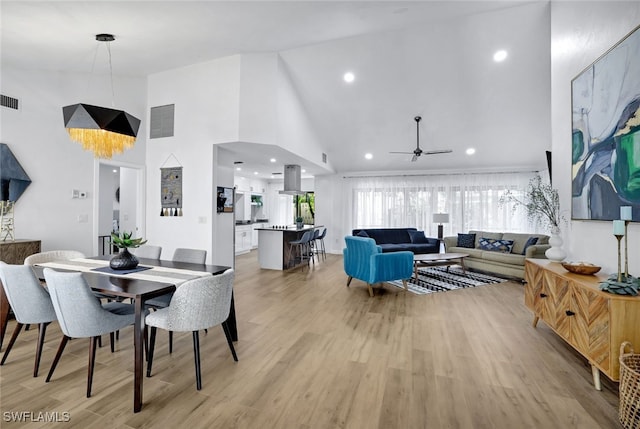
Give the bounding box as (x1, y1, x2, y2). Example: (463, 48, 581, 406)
(524, 258, 640, 390)
(0, 239, 41, 264)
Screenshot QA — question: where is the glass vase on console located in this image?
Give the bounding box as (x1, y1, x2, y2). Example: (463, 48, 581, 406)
(545, 226, 567, 262)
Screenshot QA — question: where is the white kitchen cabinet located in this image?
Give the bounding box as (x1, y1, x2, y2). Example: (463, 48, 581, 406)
(235, 225, 252, 255)
(251, 223, 263, 248)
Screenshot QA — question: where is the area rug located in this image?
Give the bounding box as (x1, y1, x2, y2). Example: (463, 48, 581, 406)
(388, 266, 507, 295)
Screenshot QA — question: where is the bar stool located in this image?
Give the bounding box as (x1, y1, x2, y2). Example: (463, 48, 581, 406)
(287, 230, 314, 270)
(313, 227, 327, 261)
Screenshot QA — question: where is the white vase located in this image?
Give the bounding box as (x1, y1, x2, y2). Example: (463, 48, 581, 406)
(545, 228, 566, 262)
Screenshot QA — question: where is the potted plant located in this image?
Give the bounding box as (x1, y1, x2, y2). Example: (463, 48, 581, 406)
(499, 175, 566, 261)
(110, 231, 147, 270)
(295, 216, 304, 229)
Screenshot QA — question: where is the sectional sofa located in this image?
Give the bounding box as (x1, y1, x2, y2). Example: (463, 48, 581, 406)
(443, 230, 550, 279)
(351, 228, 439, 254)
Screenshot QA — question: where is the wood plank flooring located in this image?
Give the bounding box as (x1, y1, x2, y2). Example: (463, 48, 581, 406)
(0, 251, 621, 428)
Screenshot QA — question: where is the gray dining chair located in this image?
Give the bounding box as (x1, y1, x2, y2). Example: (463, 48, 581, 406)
(172, 248, 207, 264)
(0, 262, 57, 377)
(42, 268, 139, 397)
(145, 247, 208, 353)
(131, 245, 162, 260)
(145, 269, 236, 390)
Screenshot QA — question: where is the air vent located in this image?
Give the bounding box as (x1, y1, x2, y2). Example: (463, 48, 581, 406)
(150, 104, 175, 138)
(272, 172, 282, 175)
(234, 161, 244, 165)
(1, 94, 19, 110)
(322, 153, 327, 163)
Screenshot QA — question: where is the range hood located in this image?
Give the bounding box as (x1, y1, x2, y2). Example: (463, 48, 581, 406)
(279, 164, 305, 195)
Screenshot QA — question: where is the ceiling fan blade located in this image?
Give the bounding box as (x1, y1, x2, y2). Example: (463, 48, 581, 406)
(389, 151, 414, 154)
(411, 154, 418, 162)
(423, 149, 453, 155)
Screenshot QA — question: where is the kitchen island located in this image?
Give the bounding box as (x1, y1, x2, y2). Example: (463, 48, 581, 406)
(257, 225, 321, 270)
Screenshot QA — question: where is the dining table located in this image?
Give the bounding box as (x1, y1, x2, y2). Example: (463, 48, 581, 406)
(0, 255, 233, 413)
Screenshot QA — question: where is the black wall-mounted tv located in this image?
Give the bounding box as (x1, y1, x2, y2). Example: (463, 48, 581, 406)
(217, 186, 234, 213)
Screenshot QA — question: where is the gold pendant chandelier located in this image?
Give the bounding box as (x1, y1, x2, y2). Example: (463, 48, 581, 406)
(63, 34, 140, 159)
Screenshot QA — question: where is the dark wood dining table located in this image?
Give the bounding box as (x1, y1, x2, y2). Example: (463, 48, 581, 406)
(0, 256, 233, 413)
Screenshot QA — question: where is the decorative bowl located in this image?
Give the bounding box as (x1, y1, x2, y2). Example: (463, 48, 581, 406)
(561, 262, 602, 275)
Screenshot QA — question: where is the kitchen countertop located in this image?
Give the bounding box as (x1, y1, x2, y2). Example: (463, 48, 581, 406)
(256, 225, 321, 231)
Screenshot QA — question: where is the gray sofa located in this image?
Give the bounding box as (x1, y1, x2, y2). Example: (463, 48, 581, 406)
(443, 230, 550, 279)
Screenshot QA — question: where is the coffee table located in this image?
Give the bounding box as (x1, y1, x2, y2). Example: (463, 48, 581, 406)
(413, 252, 469, 280)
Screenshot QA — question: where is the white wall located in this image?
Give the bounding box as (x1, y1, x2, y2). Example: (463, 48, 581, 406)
(146, 55, 241, 264)
(0, 67, 146, 254)
(551, 2, 640, 273)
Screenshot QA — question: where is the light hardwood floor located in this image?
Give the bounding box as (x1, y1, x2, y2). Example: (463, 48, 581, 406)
(0, 251, 621, 428)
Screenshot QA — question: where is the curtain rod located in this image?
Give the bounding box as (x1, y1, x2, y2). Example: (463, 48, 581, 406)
(342, 170, 541, 179)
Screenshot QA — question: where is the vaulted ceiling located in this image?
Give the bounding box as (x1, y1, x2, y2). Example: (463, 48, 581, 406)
(1, 1, 552, 178)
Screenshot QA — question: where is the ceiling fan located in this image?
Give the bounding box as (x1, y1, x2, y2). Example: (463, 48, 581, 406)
(390, 116, 452, 162)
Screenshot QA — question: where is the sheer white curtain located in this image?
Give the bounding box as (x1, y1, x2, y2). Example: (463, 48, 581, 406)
(342, 171, 540, 238)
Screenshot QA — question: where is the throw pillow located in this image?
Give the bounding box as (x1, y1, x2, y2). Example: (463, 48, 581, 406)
(521, 236, 539, 255)
(408, 230, 430, 244)
(478, 237, 515, 253)
(356, 230, 369, 238)
(457, 233, 476, 248)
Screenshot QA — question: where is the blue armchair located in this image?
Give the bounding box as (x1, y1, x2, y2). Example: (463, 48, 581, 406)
(343, 236, 414, 297)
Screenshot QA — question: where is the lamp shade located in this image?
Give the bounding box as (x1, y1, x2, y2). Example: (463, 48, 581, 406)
(433, 213, 449, 224)
(63, 103, 141, 159)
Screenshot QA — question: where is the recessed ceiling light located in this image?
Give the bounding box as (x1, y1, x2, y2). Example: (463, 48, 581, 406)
(253, 171, 259, 175)
(365, 153, 373, 160)
(236, 167, 241, 171)
(113, 169, 118, 173)
(301, 169, 306, 173)
(493, 50, 508, 62)
(270, 158, 276, 163)
(466, 148, 476, 155)
(343, 72, 355, 83)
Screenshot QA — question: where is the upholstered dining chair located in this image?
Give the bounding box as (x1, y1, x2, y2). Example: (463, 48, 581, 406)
(42, 268, 139, 397)
(343, 236, 413, 297)
(145, 269, 236, 390)
(0, 262, 57, 377)
(23, 250, 86, 266)
(131, 244, 162, 260)
(145, 247, 207, 353)
(172, 248, 207, 264)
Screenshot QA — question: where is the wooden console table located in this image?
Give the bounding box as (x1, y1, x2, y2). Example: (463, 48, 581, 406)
(524, 259, 640, 390)
(0, 239, 41, 264)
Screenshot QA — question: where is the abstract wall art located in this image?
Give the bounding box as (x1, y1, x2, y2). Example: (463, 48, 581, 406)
(160, 166, 183, 216)
(571, 24, 640, 222)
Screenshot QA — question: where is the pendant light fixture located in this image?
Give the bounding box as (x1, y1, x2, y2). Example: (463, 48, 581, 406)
(62, 34, 141, 159)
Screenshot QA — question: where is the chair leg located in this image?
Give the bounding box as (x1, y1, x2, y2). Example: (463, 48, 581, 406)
(402, 279, 409, 292)
(46, 335, 70, 382)
(221, 321, 238, 362)
(192, 331, 202, 390)
(146, 327, 157, 377)
(169, 331, 173, 354)
(367, 283, 374, 297)
(87, 336, 98, 398)
(346, 276, 353, 287)
(110, 332, 115, 353)
(34, 323, 49, 377)
(1, 322, 24, 366)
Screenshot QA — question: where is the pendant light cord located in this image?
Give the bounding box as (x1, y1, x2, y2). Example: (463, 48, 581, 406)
(106, 41, 115, 108)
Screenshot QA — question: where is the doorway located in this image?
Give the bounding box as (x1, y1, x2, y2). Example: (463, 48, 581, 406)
(93, 160, 146, 256)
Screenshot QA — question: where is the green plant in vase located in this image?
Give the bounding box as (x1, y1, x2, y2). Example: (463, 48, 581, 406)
(295, 216, 304, 229)
(110, 231, 147, 270)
